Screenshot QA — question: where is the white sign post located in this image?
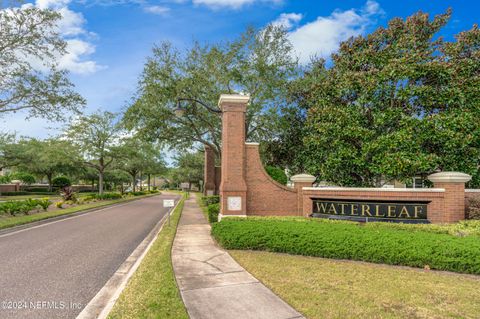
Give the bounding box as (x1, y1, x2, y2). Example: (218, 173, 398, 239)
(164, 199, 175, 226)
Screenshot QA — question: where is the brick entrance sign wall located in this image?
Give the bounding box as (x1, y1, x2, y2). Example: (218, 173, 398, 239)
(204, 94, 477, 224)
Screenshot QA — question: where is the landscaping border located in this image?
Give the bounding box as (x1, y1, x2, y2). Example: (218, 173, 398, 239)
(0, 193, 161, 235)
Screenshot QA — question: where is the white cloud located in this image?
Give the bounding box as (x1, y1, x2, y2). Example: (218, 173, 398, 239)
(143, 5, 170, 15)
(33, 0, 104, 74)
(59, 39, 106, 74)
(192, 0, 281, 9)
(271, 12, 302, 29)
(277, 0, 383, 64)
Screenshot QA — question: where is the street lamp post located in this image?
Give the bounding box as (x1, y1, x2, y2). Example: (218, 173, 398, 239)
(174, 98, 222, 116)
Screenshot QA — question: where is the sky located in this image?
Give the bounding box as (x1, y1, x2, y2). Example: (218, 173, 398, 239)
(1, 0, 479, 139)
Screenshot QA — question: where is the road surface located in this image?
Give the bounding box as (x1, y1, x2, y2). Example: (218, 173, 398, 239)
(0, 194, 180, 319)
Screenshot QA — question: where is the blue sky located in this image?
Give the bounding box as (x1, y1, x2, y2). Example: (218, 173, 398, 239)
(2, 0, 479, 138)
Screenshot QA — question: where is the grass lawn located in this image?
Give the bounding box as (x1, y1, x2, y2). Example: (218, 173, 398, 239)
(230, 250, 480, 319)
(0, 193, 160, 230)
(107, 194, 188, 319)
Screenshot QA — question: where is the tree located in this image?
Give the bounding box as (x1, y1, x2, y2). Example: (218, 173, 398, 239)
(115, 137, 166, 192)
(290, 10, 480, 187)
(123, 25, 299, 158)
(64, 111, 121, 194)
(0, 2, 84, 120)
(0, 133, 25, 170)
(16, 138, 79, 191)
(170, 151, 204, 190)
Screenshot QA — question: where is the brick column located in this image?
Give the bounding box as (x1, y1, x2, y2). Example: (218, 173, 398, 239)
(291, 174, 316, 216)
(203, 146, 216, 196)
(219, 94, 250, 219)
(428, 172, 471, 223)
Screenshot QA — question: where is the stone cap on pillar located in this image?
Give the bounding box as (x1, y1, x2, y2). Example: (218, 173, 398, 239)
(291, 174, 316, 183)
(218, 94, 250, 111)
(428, 171, 472, 183)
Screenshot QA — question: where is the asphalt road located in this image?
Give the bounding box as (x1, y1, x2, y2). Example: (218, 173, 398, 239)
(0, 194, 180, 319)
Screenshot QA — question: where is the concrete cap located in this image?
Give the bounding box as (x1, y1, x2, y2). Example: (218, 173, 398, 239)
(290, 174, 316, 183)
(427, 171, 472, 183)
(10, 180, 21, 184)
(218, 94, 250, 107)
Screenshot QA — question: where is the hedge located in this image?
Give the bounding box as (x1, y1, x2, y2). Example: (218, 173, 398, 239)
(211, 218, 480, 275)
(201, 195, 220, 206)
(207, 203, 220, 223)
(0, 191, 57, 196)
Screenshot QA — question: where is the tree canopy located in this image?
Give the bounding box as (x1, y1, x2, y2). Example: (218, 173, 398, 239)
(123, 25, 299, 157)
(0, 2, 84, 120)
(290, 10, 480, 187)
(63, 111, 121, 194)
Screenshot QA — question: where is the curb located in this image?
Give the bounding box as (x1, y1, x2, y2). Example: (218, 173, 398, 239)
(0, 194, 161, 237)
(76, 194, 184, 319)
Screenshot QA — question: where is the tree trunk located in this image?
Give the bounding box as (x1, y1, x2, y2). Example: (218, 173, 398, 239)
(147, 174, 151, 191)
(99, 169, 104, 195)
(131, 173, 136, 192)
(47, 174, 53, 192)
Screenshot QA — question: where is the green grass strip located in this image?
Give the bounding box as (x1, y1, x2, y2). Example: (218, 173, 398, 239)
(212, 218, 480, 275)
(107, 195, 188, 319)
(0, 194, 159, 230)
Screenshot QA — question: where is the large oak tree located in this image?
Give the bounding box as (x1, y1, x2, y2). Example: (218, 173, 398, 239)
(123, 26, 299, 158)
(291, 10, 480, 187)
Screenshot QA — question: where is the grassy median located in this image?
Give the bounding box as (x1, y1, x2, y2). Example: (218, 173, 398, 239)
(230, 250, 480, 319)
(107, 194, 188, 319)
(0, 193, 160, 230)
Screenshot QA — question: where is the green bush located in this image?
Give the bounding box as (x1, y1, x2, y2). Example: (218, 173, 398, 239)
(211, 218, 480, 275)
(0, 198, 50, 216)
(12, 172, 36, 185)
(52, 176, 72, 188)
(94, 193, 123, 200)
(207, 203, 220, 223)
(0, 191, 31, 196)
(201, 195, 220, 206)
(265, 166, 288, 185)
(129, 191, 147, 196)
(1, 190, 56, 196)
(25, 187, 54, 193)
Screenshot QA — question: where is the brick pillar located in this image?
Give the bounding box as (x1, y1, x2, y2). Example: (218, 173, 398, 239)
(428, 172, 471, 223)
(203, 146, 216, 196)
(291, 174, 316, 216)
(219, 94, 250, 219)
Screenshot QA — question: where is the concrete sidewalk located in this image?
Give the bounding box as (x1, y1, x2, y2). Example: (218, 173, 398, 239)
(172, 194, 304, 319)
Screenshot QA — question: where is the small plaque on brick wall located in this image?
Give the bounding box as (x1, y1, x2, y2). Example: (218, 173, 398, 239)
(207, 190, 214, 196)
(227, 196, 242, 211)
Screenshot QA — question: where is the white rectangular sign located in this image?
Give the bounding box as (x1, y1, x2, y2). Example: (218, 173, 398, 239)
(163, 199, 175, 208)
(227, 196, 242, 211)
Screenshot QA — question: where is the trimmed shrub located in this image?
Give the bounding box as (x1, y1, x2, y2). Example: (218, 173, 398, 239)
(1, 191, 57, 196)
(12, 172, 36, 185)
(52, 176, 72, 189)
(129, 191, 147, 196)
(95, 193, 123, 200)
(265, 166, 288, 185)
(207, 203, 220, 223)
(211, 218, 480, 275)
(0, 191, 31, 196)
(201, 195, 220, 206)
